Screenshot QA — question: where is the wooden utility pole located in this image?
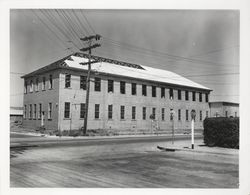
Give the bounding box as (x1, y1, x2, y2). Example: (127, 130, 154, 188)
(80, 34, 101, 135)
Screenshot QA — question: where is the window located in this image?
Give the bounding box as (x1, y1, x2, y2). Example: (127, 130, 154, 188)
(95, 104, 100, 119)
(120, 81, 126, 94)
(178, 90, 182, 100)
(108, 80, 114, 93)
(94, 77, 101, 91)
(162, 108, 165, 120)
(186, 110, 189, 121)
(205, 93, 209, 102)
(152, 86, 156, 97)
(192, 91, 196, 101)
(24, 105, 27, 119)
(38, 103, 42, 119)
(49, 75, 53, 89)
(185, 91, 189, 101)
(65, 74, 71, 88)
(30, 80, 33, 93)
(225, 111, 228, 117)
(178, 109, 181, 121)
(199, 93, 202, 102)
(108, 105, 113, 119)
(33, 104, 36, 119)
(152, 108, 156, 120)
(206, 111, 209, 118)
(80, 103, 85, 118)
(35, 78, 39, 92)
(64, 102, 70, 118)
(132, 106, 136, 120)
(142, 84, 147, 96)
(169, 88, 174, 99)
(235, 112, 237, 117)
(161, 87, 165, 98)
(120, 105, 125, 120)
(48, 103, 52, 120)
(142, 107, 146, 120)
(200, 110, 202, 121)
(42, 77, 46, 90)
(80, 76, 87, 90)
(24, 81, 28, 94)
(29, 104, 32, 119)
(131, 83, 137, 95)
(170, 109, 173, 121)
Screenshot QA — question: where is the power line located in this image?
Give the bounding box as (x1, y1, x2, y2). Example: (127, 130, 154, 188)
(32, 10, 70, 50)
(72, 9, 91, 36)
(80, 10, 96, 34)
(102, 37, 238, 68)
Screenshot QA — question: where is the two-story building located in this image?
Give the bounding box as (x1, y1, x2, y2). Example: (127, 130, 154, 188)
(21, 52, 211, 132)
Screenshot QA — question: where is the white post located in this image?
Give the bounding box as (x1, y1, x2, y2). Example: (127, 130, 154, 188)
(191, 118, 194, 149)
(41, 112, 44, 126)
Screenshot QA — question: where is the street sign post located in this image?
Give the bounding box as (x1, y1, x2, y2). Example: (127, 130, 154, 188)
(191, 109, 196, 149)
(170, 109, 175, 144)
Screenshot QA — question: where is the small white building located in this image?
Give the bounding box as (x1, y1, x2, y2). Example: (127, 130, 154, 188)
(209, 101, 239, 118)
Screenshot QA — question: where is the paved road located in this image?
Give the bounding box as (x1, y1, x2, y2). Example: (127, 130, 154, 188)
(10, 136, 239, 188)
(10, 132, 203, 147)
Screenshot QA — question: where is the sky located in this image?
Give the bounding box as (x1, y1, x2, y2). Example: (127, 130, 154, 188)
(10, 9, 239, 107)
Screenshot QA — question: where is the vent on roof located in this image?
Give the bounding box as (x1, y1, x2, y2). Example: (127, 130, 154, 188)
(74, 52, 145, 70)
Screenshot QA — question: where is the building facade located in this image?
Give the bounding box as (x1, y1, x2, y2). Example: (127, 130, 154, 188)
(209, 102, 239, 118)
(22, 53, 211, 132)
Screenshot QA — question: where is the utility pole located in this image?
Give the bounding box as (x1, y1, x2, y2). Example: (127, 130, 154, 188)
(80, 34, 101, 135)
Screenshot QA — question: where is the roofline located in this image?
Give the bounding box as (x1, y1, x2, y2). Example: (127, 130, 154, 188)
(21, 52, 212, 92)
(209, 101, 239, 106)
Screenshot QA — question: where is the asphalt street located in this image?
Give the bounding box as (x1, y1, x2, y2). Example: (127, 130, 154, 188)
(10, 134, 239, 188)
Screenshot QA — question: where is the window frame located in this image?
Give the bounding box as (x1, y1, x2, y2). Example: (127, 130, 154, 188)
(132, 106, 136, 120)
(152, 107, 156, 120)
(49, 74, 53, 89)
(185, 91, 189, 101)
(169, 88, 174, 99)
(65, 74, 71, 88)
(80, 103, 85, 118)
(142, 107, 146, 120)
(48, 103, 52, 120)
(199, 92, 202, 102)
(152, 86, 156, 97)
(120, 81, 126, 94)
(161, 87, 165, 98)
(94, 104, 100, 119)
(94, 77, 101, 92)
(108, 105, 113, 119)
(178, 109, 181, 121)
(192, 91, 196, 101)
(42, 77, 46, 90)
(142, 84, 147, 96)
(131, 83, 137, 95)
(80, 75, 87, 90)
(120, 105, 125, 120)
(108, 79, 114, 93)
(178, 90, 182, 100)
(161, 108, 165, 121)
(64, 102, 70, 119)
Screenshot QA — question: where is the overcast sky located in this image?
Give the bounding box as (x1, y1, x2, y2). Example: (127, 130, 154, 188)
(10, 9, 239, 107)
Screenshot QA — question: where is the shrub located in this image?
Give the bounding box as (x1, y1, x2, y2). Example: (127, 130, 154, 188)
(203, 117, 239, 149)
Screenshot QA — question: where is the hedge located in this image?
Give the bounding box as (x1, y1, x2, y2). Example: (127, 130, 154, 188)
(203, 117, 239, 149)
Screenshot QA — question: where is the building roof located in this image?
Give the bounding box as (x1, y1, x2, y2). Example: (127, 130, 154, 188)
(22, 52, 211, 91)
(209, 101, 239, 106)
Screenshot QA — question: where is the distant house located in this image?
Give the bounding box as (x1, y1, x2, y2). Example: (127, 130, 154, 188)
(209, 102, 239, 118)
(21, 52, 211, 132)
(10, 107, 23, 125)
